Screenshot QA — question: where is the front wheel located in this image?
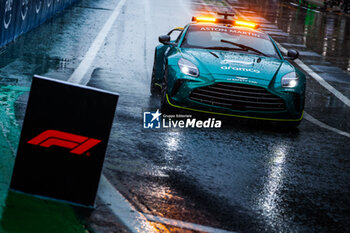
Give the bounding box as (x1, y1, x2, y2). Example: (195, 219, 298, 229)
(160, 65, 174, 114)
(150, 55, 160, 96)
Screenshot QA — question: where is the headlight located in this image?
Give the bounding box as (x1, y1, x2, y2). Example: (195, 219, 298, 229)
(281, 72, 299, 88)
(178, 58, 199, 77)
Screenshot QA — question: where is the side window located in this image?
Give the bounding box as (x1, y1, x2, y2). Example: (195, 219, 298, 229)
(167, 28, 184, 42)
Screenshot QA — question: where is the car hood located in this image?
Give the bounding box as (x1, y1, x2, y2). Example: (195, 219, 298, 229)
(181, 48, 284, 83)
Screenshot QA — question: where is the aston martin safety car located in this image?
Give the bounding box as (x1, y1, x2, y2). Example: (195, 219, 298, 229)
(150, 13, 306, 127)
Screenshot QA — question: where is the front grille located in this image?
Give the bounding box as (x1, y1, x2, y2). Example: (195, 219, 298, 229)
(189, 83, 285, 111)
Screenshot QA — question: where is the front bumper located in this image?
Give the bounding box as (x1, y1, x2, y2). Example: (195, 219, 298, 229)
(167, 79, 304, 122)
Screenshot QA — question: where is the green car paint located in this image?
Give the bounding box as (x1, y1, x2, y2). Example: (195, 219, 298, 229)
(151, 22, 306, 124)
(0, 85, 86, 233)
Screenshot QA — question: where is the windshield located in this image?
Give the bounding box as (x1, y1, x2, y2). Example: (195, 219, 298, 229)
(181, 25, 280, 58)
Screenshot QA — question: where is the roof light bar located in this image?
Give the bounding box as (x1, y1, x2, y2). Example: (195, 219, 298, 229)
(234, 20, 258, 29)
(192, 16, 233, 25)
(192, 17, 216, 22)
(191, 14, 260, 29)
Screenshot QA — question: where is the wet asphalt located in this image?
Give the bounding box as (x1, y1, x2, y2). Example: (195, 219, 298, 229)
(0, 0, 349, 232)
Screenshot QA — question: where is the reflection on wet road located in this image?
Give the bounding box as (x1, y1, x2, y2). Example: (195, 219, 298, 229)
(0, 0, 349, 232)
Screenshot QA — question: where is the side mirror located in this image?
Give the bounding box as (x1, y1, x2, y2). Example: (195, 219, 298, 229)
(287, 49, 299, 60)
(159, 35, 171, 44)
(158, 35, 176, 46)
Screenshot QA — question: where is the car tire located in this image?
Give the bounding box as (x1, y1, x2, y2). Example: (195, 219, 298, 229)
(160, 65, 174, 114)
(150, 55, 160, 96)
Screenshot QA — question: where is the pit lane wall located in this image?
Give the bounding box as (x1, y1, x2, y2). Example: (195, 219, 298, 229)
(0, 0, 78, 48)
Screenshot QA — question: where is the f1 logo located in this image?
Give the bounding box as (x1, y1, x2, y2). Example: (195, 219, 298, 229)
(27, 130, 101, 156)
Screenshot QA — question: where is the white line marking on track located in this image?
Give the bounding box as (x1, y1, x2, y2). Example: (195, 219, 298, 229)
(99, 175, 158, 233)
(145, 214, 237, 233)
(295, 58, 350, 108)
(303, 112, 350, 138)
(68, 0, 127, 84)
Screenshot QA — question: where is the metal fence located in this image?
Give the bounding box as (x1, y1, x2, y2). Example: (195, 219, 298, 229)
(0, 0, 78, 48)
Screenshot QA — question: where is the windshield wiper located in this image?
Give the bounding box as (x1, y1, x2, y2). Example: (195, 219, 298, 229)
(203, 46, 248, 52)
(220, 39, 269, 57)
(209, 51, 219, 58)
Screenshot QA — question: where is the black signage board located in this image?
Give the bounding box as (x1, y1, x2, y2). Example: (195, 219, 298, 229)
(10, 75, 118, 207)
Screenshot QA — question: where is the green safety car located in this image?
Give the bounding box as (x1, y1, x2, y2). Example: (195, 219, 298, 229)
(150, 14, 306, 127)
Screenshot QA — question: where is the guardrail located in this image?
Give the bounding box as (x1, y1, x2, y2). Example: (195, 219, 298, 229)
(0, 0, 78, 48)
